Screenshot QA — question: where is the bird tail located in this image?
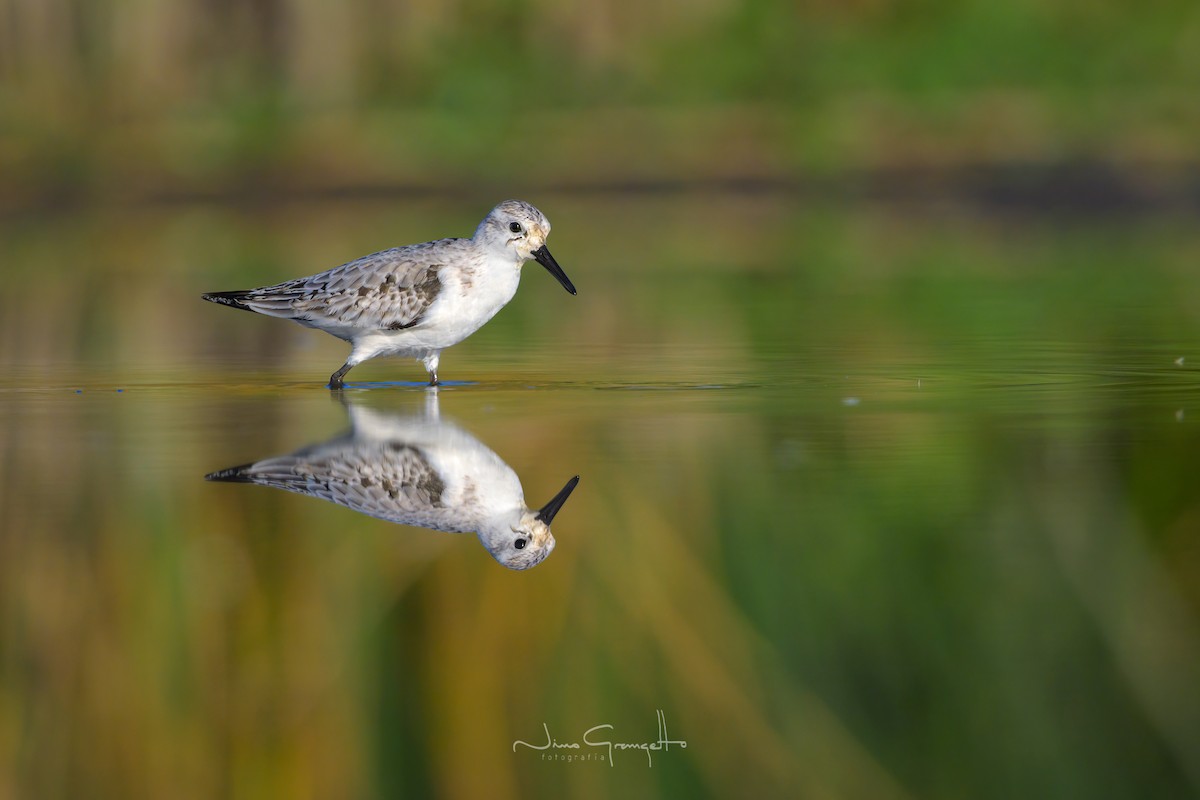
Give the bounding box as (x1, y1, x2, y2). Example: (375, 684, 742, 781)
(201, 291, 257, 312)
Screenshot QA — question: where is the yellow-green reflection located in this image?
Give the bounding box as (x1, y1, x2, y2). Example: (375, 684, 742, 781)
(1, 195, 1199, 799)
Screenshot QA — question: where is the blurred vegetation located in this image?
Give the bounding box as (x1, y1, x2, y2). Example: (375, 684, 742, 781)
(2, 0, 1200, 211)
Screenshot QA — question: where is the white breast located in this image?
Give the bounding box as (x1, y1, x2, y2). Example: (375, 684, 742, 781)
(417, 258, 522, 348)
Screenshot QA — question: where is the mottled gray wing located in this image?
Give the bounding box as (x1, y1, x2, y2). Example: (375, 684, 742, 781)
(238, 239, 461, 330)
(208, 441, 471, 532)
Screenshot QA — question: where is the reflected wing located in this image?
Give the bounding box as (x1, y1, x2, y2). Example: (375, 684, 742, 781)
(204, 239, 467, 330)
(206, 441, 474, 533)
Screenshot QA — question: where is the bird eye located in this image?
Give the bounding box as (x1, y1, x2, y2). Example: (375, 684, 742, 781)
(509, 222, 523, 234)
(514, 538, 527, 550)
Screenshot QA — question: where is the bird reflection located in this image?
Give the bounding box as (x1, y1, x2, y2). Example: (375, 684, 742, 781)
(205, 392, 578, 570)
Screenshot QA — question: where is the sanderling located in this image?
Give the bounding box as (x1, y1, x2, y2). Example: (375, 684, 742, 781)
(205, 393, 579, 570)
(202, 199, 576, 388)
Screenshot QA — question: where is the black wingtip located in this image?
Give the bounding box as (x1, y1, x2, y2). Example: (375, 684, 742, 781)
(204, 464, 256, 482)
(201, 291, 254, 312)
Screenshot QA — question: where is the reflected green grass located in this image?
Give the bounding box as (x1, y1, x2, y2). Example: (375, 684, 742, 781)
(1, 196, 1199, 799)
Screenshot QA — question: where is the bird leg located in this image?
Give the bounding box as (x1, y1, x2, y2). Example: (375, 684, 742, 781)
(422, 353, 440, 387)
(329, 362, 353, 390)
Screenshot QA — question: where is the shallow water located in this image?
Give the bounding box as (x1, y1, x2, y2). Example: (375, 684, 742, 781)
(2, 196, 1199, 798)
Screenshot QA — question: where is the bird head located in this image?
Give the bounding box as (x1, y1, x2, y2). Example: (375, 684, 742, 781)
(477, 475, 579, 570)
(477, 200, 576, 295)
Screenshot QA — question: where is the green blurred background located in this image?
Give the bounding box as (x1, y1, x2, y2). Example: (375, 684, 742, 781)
(3, 0, 1199, 210)
(3, 2, 1200, 799)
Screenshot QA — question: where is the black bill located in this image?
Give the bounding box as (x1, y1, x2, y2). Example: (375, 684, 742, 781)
(532, 245, 577, 295)
(536, 475, 580, 525)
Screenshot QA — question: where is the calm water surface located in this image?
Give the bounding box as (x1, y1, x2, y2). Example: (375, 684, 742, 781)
(2, 197, 1199, 798)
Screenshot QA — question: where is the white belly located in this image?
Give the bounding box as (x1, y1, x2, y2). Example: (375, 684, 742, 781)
(352, 262, 521, 359)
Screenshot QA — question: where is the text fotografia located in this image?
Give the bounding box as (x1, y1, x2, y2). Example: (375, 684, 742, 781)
(512, 710, 687, 767)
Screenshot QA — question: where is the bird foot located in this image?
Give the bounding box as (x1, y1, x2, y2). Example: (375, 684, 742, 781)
(329, 363, 352, 390)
